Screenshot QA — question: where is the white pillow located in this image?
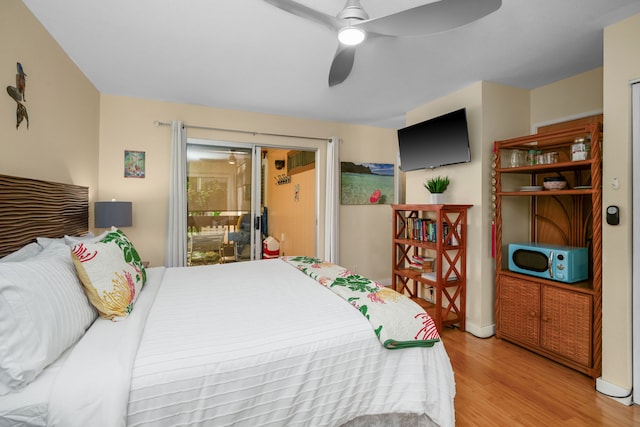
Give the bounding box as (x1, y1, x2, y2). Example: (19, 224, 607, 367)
(71, 228, 146, 321)
(0, 242, 42, 263)
(35, 236, 65, 249)
(0, 243, 97, 395)
(36, 232, 100, 249)
(64, 231, 106, 247)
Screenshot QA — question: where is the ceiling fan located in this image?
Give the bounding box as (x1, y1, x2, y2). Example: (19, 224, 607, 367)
(263, 0, 502, 86)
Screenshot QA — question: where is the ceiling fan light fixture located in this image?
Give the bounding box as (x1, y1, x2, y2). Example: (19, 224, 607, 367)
(337, 0, 369, 20)
(338, 25, 365, 46)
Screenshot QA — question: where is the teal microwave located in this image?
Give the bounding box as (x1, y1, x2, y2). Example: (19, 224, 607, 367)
(508, 243, 588, 283)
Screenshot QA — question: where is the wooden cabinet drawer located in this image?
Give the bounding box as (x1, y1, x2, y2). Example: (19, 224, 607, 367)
(498, 275, 540, 347)
(541, 286, 592, 366)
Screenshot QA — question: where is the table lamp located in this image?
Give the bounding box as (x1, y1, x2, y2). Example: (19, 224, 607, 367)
(95, 200, 132, 229)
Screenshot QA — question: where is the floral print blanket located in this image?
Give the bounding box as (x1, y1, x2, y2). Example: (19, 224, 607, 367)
(283, 256, 440, 349)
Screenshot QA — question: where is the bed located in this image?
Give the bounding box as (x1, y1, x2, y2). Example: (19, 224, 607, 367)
(0, 174, 455, 427)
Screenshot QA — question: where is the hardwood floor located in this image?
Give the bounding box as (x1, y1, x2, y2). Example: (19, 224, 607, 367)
(441, 327, 640, 426)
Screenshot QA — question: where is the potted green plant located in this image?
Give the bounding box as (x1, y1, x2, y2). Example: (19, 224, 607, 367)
(424, 175, 450, 204)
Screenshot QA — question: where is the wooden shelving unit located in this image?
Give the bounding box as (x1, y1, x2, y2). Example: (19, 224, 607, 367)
(493, 122, 602, 379)
(392, 204, 472, 333)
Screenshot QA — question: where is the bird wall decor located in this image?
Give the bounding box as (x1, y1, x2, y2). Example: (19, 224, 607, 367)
(6, 62, 29, 129)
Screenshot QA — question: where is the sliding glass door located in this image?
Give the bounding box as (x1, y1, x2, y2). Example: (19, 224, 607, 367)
(185, 138, 318, 266)
(186, 141, 262, 265)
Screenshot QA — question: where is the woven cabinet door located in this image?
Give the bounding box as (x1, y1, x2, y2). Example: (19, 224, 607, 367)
(541, 286, 592, 367)
(498, 275, 541, 347)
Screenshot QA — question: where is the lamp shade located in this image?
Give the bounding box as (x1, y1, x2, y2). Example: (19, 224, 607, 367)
(95, 201, 132, 228)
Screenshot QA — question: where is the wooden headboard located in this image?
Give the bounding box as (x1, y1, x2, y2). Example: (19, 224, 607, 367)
(0, 174, 88, 258)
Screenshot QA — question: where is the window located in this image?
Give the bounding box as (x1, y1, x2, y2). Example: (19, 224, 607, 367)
(287, 150, 315, 175)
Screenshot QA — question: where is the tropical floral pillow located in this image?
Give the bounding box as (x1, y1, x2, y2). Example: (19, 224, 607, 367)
(71, 228, 146, 321)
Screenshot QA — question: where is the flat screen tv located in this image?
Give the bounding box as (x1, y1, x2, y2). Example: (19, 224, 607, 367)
(397, 108, 471, 172)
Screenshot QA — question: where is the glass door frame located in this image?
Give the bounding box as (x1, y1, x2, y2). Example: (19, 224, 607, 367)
(186, 138, 319, 261)
(187, 139, 259, 262)
(249, 145, 262, 260)
(632, 82, 640, 404)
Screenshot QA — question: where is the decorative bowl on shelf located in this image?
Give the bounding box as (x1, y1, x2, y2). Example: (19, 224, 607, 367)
(543, 176, 567, 190)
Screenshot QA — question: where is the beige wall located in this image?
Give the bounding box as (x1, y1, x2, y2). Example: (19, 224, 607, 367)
(602, 12, 640, 393)
(338, 127, 398, 280)
(0, 0, 99, 202)
(531, 68, 604, 127)
(98, 95, 397, 280)
(404, 81, 530, 336)
(404, 83, 485, 334)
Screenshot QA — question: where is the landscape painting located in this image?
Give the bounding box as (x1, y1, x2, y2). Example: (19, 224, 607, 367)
(340, 162, 394, 205)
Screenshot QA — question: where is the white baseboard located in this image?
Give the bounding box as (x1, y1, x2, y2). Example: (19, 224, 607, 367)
(378, 278, 392, 287)
(464, 321, 495, 338)
(595, 377, 633, 406)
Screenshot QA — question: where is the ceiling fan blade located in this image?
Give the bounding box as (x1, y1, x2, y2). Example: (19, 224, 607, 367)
(358, 0, 502, 37)
(263, 0, 341, 31)
(328, 45, 356, 87)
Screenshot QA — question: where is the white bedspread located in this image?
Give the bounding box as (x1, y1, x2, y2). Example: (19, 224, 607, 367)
(26, 260, 455, 427)
(126, 260, 455, 426)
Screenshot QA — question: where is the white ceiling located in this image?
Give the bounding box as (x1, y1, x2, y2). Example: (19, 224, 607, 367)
(22, 0, 640, 128)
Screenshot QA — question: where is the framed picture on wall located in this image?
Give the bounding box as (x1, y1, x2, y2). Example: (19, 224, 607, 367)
(124, 150, 145, 178)
(340, 162, 394, 205)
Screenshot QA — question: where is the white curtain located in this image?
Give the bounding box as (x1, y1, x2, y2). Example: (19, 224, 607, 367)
(632, 82, 640, 404)
(324, 137, 340, 263)
(165, 120, 188, 267)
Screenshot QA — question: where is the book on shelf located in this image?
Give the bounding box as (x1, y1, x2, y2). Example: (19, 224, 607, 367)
(406, 255, 435, 272)
(405, 217, 462, 245)
(406, 217, 459, 244)
(421, 271, 458, 281)
(411, 254, 425, 263)
(408, 262, 422, 271)
(406, 217, 435, 242)
(408, 254, 425, 271)
(422, 257, 435, 272)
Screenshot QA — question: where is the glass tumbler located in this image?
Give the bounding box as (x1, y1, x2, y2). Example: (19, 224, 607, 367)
(509, 149, 524, 167)
(545, 152, 558, 164)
